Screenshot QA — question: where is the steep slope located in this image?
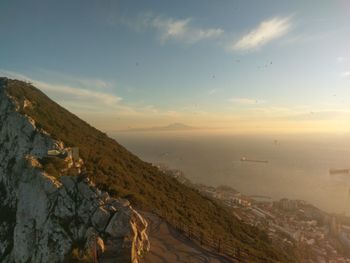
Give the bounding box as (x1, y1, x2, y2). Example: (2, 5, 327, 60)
(0, 78, 149, 263)
(1, 78, 296, 262)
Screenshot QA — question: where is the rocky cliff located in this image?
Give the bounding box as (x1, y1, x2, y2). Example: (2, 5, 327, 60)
(0, 78, 297, 262)
(0, 78, 149, 262)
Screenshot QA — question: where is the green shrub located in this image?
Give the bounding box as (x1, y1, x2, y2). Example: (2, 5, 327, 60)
(69, 248, 93, 263)
(39, 157, 67, 177)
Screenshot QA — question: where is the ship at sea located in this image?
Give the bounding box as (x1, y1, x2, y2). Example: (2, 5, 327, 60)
(240, 157, 268, 163)
(329, 168, 350, 175)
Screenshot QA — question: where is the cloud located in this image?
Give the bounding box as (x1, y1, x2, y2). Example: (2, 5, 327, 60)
(140, 14, 223, 44)
(228, 97, 265, 105)
(34, 69, 115, 90)
(285, 110, 350, 121)
(0, 70, 180, 118)
(36, 81, 122, 107)
(208, 89, 217, 95)
(278, 31, 330, 47)
(126, 12, 295, 53)
(341, 71, 350, 78)
(0, 70, 122, 110)
(230, 17, 292, 51)
(336, 57, 347, 63)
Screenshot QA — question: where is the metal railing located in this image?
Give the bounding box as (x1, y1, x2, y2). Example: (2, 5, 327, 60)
(152, 209, 251, 262)
(92, 210, 252, 263)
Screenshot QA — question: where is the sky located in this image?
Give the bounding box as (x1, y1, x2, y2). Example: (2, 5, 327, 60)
(1, 0, 350, 134)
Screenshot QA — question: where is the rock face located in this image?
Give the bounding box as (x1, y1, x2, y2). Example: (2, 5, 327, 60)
(0, 79, 150, 262)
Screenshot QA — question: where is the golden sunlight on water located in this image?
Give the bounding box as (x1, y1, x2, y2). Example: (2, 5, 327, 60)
(113, 131, 350, 214)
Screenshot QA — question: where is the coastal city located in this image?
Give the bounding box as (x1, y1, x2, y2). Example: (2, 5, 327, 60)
(157, 165, 350, 262)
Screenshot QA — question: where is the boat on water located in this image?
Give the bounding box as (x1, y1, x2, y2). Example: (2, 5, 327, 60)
(329, 169, 350, 175)
(240, 157, 268, 163)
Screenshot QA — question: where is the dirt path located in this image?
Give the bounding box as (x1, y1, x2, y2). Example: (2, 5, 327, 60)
(141, 213, 235, 263)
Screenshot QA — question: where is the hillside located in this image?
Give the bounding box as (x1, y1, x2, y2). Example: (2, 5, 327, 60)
(2, 78, 296, 262)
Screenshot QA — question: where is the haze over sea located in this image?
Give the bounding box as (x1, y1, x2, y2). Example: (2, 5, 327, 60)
(112, 131, 350, 215)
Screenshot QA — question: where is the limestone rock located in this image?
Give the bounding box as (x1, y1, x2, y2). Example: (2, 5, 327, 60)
(106, 208, 132, 238)
(0, 79, 150, 263)
(92, 207, 110, 232)
(96, 237, 105, 253)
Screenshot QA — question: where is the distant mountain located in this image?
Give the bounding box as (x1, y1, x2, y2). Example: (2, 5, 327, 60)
(118, 122, 198, 132)
(0, 78, 296, 262)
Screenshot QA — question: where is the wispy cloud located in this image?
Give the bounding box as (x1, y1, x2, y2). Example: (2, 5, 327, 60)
(125, 12, 296, 53)
(278, 31, 330, 47)
(2, 69, 348, 133)
(228, 97, 265, 105)
(0, 70, 183, 119)
(34, 69, 113, 90)
(36, 81, 122, 107)
(336, 56, 347, 63)
(0, 70, 122, 110)
(229, 17, 292, 51)
(341, 71, 350, 78)
(54, 75, 112, 90)
(153, 17, 223, 44)
(131, 13, 223, 44)
(285, 110, 350, 121)
(208, 89, 218, 95)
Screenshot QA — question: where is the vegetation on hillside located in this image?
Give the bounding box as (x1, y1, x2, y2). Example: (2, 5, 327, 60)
(39, 156, 68, 177)
(2, 78, 297, 262)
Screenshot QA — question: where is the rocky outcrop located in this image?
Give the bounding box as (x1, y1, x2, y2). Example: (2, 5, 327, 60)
(0, 79, 150, 262)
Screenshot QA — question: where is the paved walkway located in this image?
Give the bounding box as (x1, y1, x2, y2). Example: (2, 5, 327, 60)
(141, 213, 235, 263)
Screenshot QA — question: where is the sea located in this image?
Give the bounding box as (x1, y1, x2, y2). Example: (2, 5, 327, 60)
(110, 131, 350, 215)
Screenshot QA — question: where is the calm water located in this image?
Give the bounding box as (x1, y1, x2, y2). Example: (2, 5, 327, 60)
(111, 131, 350, 214)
